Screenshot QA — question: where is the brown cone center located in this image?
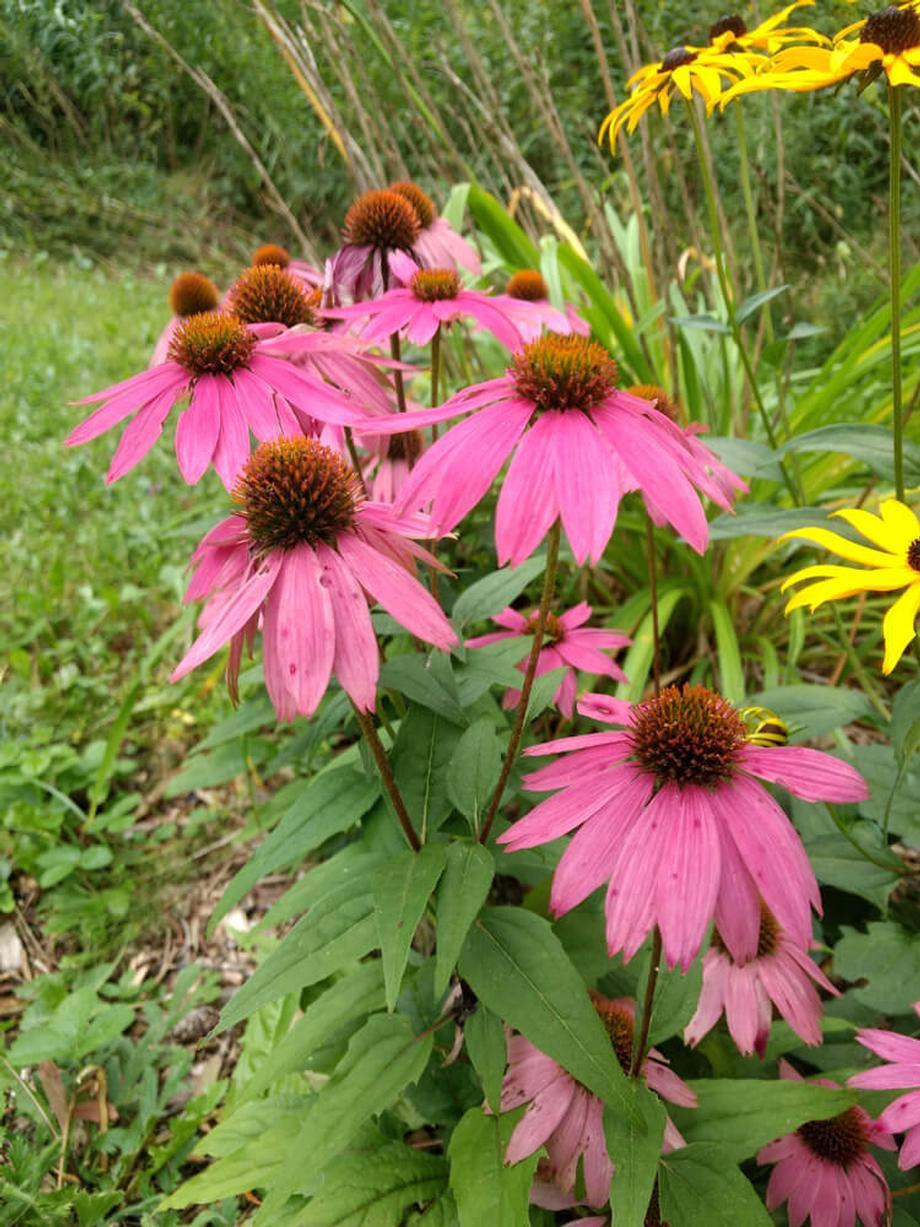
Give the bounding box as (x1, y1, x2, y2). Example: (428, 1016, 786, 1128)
(797, 1107, 870, 1168)
(631, 684, 746, 787)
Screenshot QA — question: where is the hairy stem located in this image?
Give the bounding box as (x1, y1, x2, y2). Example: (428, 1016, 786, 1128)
(352, 702, 420, 851)
(630, 928, 662, 1079)
(479, 521, 561, 845)
(391, 332, 409, 413)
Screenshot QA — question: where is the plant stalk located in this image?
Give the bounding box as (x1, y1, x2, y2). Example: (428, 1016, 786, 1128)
(888, 83, 904, 501)
(352, 702, 420, 851)
(479, 521, 561, 845)
(630, 928, 662, 1078)
(391, 332, 409, 413)
(646, 518, 661, 696)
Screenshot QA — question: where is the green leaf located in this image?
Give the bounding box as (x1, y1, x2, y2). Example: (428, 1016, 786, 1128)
(464, 1004, 506, 1114)
(452, 557, 546, 630)
(604, 1086, 666, 1227)
(671, 312, 731, 335)
(447, 721, 502, 832)
(391, 706, 465, 836)
(677, 1079, 856, 1162)
(707, 436, 781, 480)
(616, 587, 686, 701)
(238, 962, 386, 1103)
(466, 185, 540, 269)
(778, 423, 920, 484)
(852, 743, 920, 840)
(454, 640, 527, 707)
(709, 599, 744, 704)
(406, 1192, 458, 1226)
(458, 908, 637, 1121)
(659, 1144, 772, 1226)
(256, 1014, 434, 1216)
(890, 678, 920, 757)
(210, 767, 379, 932)
(709, 504, 831, 541)
(736, 284, 790, 324)
(298, 1141, 448, 1226)
(217, 873, 379, 1031)
(556, 243, 651, 381)
(749, 684, 870, 740)
(834, 922, 920, 1012)
(380, 654, 467, 726)
(374, 844, 447, 1010)
(434, 840, 495, 996)
(448, 1107, 537, 1227)
(524, 667, 567, 721)
(804, 828, 902, 909)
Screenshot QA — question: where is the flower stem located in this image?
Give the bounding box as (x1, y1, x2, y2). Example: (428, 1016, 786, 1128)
(391, 332, 409, 414)
(344, 427, 367, 495)
(430, 326, 442, 428)
(646, 518, 661, 696)
(351, 701, 420, 852)
(630, 927, 661, 1079)
(479, 520, 561, 845)
(889, 83, 904, 502)
(829, 604, 890, 721)
(686, 101, 800, 503)
(734, 104, 771, 340)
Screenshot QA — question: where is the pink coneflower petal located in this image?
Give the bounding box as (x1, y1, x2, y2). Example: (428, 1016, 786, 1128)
(502, 762, 648, 852)
(495, 412, 562, 566)
(713, 832, 763, 964)
(336, 531, 454, 648)
(898, 1125, 920, 1170)
(857, 1029, 920, 1064)
(262, 546, 335, 721)
(553, 409, 623, 565)
(315, 543, 378, 713)
(522, 741, 632, 791)
(550, 780, 650, 915)
(581, 1096, 615, 1208)
(549, 1086, 591, 1189)
(67, 364, 187, 441)
(211, 378, 252, 490)
(654, 784, 722, 972)
(506, 1075, 577, 1164)
(174, 377, 222, 484)
(105, 387, 176, 484)
(740, 745, 869, 803)
(851, 1065, 920, 1091)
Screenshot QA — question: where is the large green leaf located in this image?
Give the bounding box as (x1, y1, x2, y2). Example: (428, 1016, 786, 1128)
(676, 1078, 857, 1162)
(447, 721, 502, 834)
(464, 1004, 506, 1113)
(709, 504, 831, 541)
(255, 1014, 434, 1219)
(238, 962, 386, 1103)
(466, 184, 540, 269)
(748, 684, 871, 740)
(458, 908, 637, 1121)
(834, 922, 920, 1012)
(210, 766, 379, 931)
(448, 1107, 536, 1227)
(778, 422, 920, 484)
(299, 1141, 448, 1226)
(604, 1087, 666, 1227)
(452, 557, 546, 630)
(218, 872, 379, 1031)
(391, 705, 465, 836)
(659, 1144, 771, 1226)
(804, 828, 902, 909)
(434, 840, 495, 996)
(374, 843, 447, 1009)
(380, 654, 467, 726)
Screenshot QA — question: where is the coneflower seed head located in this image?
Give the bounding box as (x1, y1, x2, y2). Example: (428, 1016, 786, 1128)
(168, 312, 256, 376)
(411, 268, 461, 301)
(169, 271, 220, 318)
(797, 1108, 870, 1168)
(631, 684, 746, 787)
(228, 264, 316, 328)
(627, 384, 682, 423)
(512, 335, 618, 413)
(389, 180, 437, 229)
(234, 437, 361, 552)
(252, 243, 291, 268)
(343, 190, 421, 250)
(506, 269, 549, 301)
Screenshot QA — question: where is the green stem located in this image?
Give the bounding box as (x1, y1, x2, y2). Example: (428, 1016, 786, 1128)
(826, 803, 906, 875)
(351, 702, 420, 851)
(829, 604, 890, 720)
(889, 84, 904, 502)
(630, 928, 661, 1079)
(479, 521, 561, 845)
(734, 105, 771, 340)
(646, 518, 661, 696)
(344, 427, 367, 495)
(686, 101, 800, 503)
(391, 332, 409, 414)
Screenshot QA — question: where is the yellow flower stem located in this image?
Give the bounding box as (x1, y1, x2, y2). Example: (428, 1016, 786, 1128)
(889, 84, 905, 502)
(686, 100, 801, 504)
(734, 105, 771, 342)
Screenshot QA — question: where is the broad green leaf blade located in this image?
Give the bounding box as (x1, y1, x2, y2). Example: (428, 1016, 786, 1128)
(464, 1004, 506, 1114)
(210, 766, 379, 932)
(434, 840, 495, 996)
(736, 284, 790, 325)
(749, 684, 871, 741)
(604, 1087, 665, 1227)
(833, 921, 920, 1012)
(256, 1014, 434, 1218)
(524, 666, 567, 721)
(298, 1141, 448, 1226)
(659, 1144, 771, 1226)
(238, 962, 386, 1103)
(676, 1079, 857, 1161)
(709, 599, 744, 704)
(458, 907, 637, 1122)
(392, 705, 465, 836)
(448, 1106, 537, 1227)
(374, 843, 447, 1010)
(709, 504, 831, 541)
(466, 184, 540, 268)
(778, 422, 920, 484)
(447, 721, 502, 833)
(217, 874, 379, 1032)
(380, 654, 467, 726)
(452, 557, 546, 630)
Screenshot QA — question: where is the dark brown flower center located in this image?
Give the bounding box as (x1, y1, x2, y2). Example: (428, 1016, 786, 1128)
(631, 684, 746, 787)
(522, 610, 563, 642)
(168, 312, 256, 376)
(343, 190, 421, 250)
(797, 1107, 870, 1168)
(713, 904, 782, 961)
(169, 271, 220, 318)
(861, 6, 920, 53)
(252, 243, 290, 268)
(228, 264, 316, 328)
(410, 268, 461, 302)
(627, 383, 681, 423)
(506, 269, 549, 301)
(710, 15, 747, 41)
(590, 992, 635, 1073)
(386, 429, 423, 464)
(512, 335, 618, 414)
(660, 47, 698, 72)
(907, 537, 920, 571)
(234, 438, 361, 553)
(388, 180, 437, 229)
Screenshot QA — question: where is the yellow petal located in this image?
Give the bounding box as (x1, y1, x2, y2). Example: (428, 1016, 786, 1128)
(779, 526, 904, 569)
(784, 569, 910, 613)
(831, 507, 905, 553)
(773, 46, 833, 70)
(887, 57, 920, 87)
(782, 563, 912, 594)
(882, 583, 920, 674)
(692, 66, 724, 104)
(880, 499, 920, 542)
(672, 65, 694, 100)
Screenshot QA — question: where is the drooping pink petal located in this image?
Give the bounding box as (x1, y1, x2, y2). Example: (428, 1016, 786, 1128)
(495, 413, 561, 566)
(261, 546, 335, 721)
(174, 378, 221, 484)
(713, 832, 762, 964)
(580, 1094, 615, 1207)
(171, 552, 282, 681)
(546, 1084, 590, 1192)
(105, 387, 176, 483)
(856, 1028, 920, 1065)
(850, 1065, 920, 1092)
(67, 363, 187, 442)
(740, 745, 869, 803)
(604, 790, 674, 963)
(555, 637, 627, 681)
(553, 409, 623, 565)
(723, 963, 771, 1057)
(522, 741, 631, 790)
(644, 1058, 697, 1108)
(210, 376, 252, 490)
(316, 543, 378, 712)
(501, 769, 632, 852)
(684, 951, 731, 1048)
(505, 1076, 577, 1164)
(654, 783, 721, 971)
